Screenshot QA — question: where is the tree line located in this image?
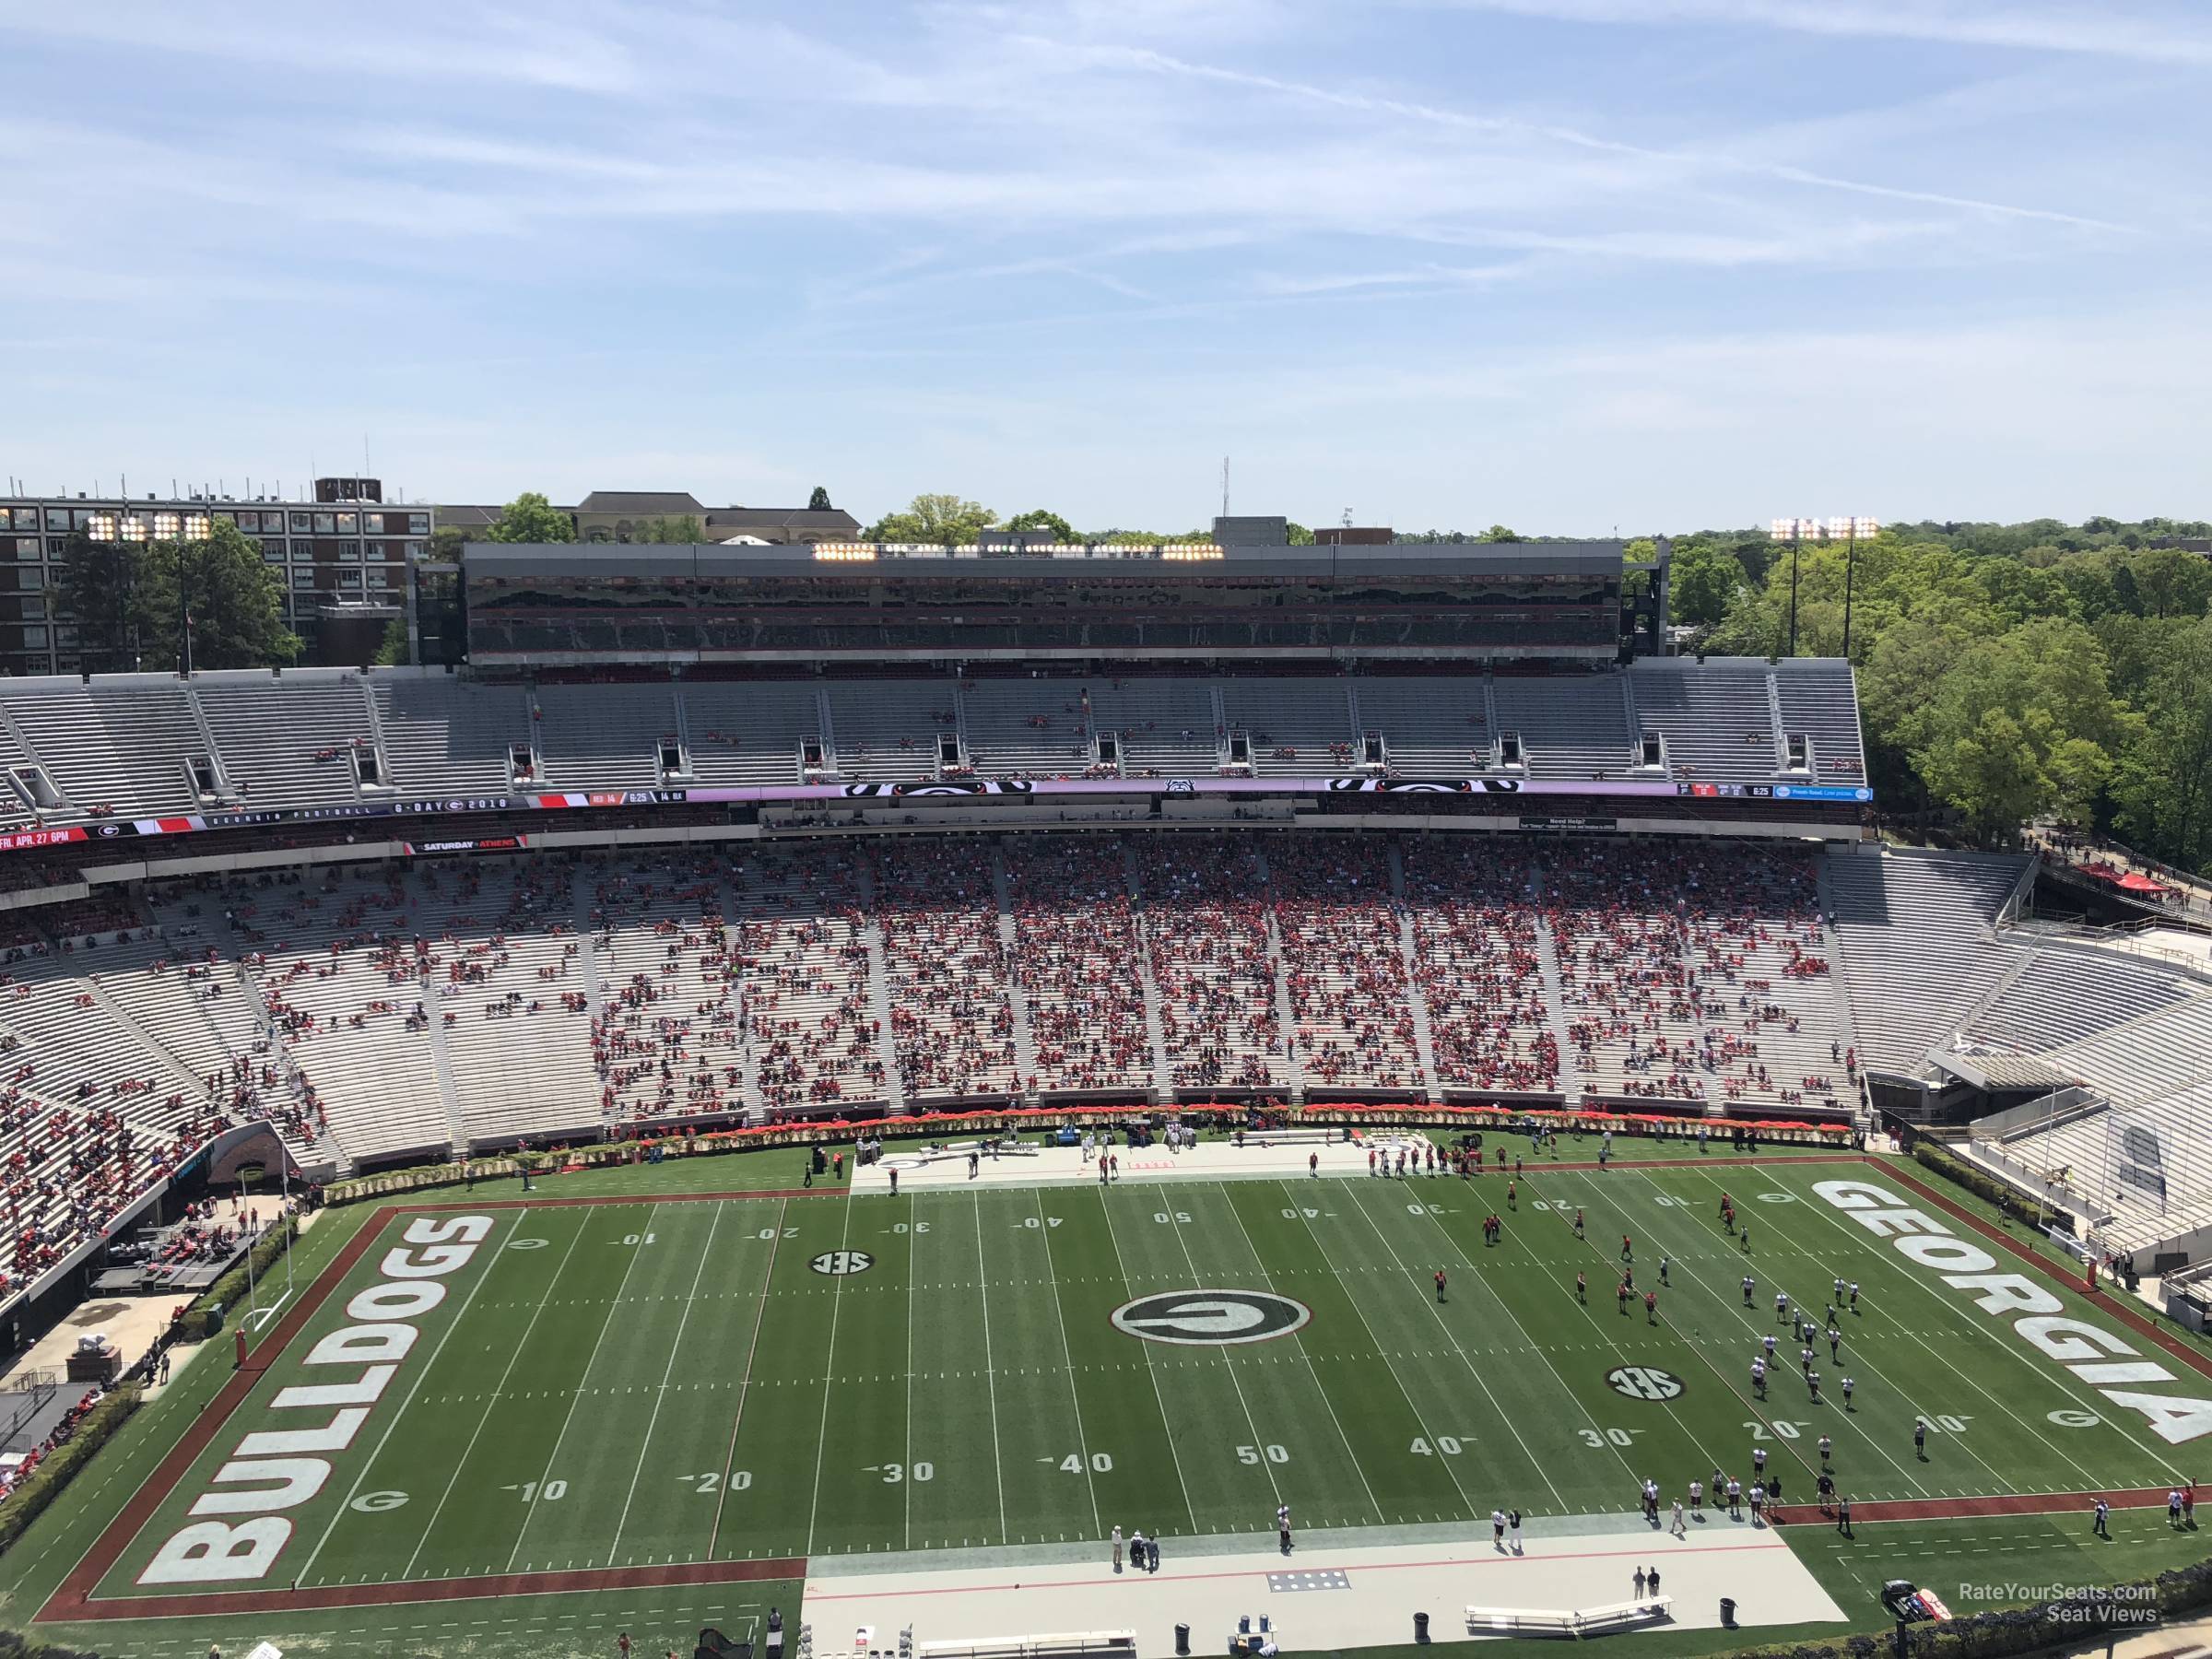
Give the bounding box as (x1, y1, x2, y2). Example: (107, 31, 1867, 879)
(59, 521, 297, 674)
(1665, 519, 2212, 874)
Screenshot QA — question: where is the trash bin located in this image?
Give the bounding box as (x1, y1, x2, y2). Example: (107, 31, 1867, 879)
(1720, 1598, 1737, 1629)
(1414, 1611, 1430, 1643)
(1175, 1624, 1190, 1655)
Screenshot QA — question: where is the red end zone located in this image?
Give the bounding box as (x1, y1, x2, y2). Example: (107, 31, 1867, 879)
(39, 1191, 828, 1625)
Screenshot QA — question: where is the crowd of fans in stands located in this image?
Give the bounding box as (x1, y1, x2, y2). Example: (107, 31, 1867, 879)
(0, 835, 1862, 1309)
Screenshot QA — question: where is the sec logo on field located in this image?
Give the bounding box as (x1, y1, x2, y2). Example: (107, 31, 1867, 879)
(1110, 1290, 1311, 1347)
(811, 1250, 875, 1276)
(1606, 1365, 1684, 1401)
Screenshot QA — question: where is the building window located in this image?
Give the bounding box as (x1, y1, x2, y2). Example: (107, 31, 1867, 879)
(44, 509, 67, 532)
(409, 513, 429, 535)
(10, 539, 35, 561)
(263, 547, 286, 565)
(21, 626, 47, 648)
(337, 569, 363, 588)
(54, 654, 77, 673)
(313, 513, 335, 535)
(366, 569, 390, 589)
(289, 512, 310, 532)
(403, 540, 425, 560)
(20, 599, 43, 621)
(339, 541, 361, 560)
(53, 626, 76, 647)
(291, 570, 314, 589)
(336, 512, 358, 534)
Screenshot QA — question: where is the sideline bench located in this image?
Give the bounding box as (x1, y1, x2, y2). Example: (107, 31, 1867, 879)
(917, 1630, 1135, 1659)
(1465, 1596, 1671, 1635)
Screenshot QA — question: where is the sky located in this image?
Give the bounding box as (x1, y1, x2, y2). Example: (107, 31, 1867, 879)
(1, 0, 2207, 535)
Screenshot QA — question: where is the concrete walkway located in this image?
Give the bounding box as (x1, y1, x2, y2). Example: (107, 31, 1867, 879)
(852, 1134, 1444, 1195)
(803, 1516, 1841, 1653)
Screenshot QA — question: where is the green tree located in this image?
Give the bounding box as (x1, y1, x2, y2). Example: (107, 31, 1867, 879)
(2122, 547, 2212, 618)
(373, 616, 411, 666)
(807, 486, 834, 511)
(1478, 524, 1519, 543)
(138, 520, 299, 671)
(865, 494, 997, 546)
(1908, 618, 2136, 842)
(56, 530, 145, 673)
(1006, 509, 1076, 542)
(1665, 541, 1743, 629)
(1285, 522, 1317, 546)
(2112, 618, 2212, 872)
(639, 514, 705, 543)
(426, 524, 469, 559)
(483, 491, 574, 544)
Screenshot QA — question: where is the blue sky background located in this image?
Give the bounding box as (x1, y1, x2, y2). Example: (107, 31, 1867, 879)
(2, 0, 2206, 534)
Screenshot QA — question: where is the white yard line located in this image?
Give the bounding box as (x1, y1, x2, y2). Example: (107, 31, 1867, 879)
(709, 1198, 787, 1557)
(505, 1202, 662, 1573)
(974, 1192, 1008, 1544)
(1592, 1169, 1933, 1497)
(904, 1192, 917, 1550)
(1288, 1196, 1482, 1518)
(1038, 1186, 1103, 1537)
(1094, 1183, 1198, 1535)
(1338, 1182, 1571, 1512)
(1217, 1187, 1386, 1523)
(805, 1195, 858, 1555)
(298, 1206, 531, 1589)
(606, 1201, 725, 1565)
(1132, 1186, 1283, 1510)
(1355, 1180, 1649, 1492)
(1691, 1164, 2173, 1483)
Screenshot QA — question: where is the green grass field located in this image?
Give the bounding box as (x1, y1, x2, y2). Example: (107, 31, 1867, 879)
(6, 1140, 2208, 1659)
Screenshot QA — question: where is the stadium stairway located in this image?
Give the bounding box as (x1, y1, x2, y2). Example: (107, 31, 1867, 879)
(1122, 844, 1177, 1105)
(1385, 845, 1447, 1103)
(989, 849, 1042, 1101)
(420, 964, 470, 1159)
(1250, 846, 1306, 1104)
(717, 863, 763, 1120)
(855, 860, 909, 1116)
(1666, 927, 1725, 1113)
(1530, 910, 1587, 1103)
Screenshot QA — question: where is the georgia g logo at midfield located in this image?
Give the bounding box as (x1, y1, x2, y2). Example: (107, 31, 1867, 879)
(1111, 1290, 1311, 1346)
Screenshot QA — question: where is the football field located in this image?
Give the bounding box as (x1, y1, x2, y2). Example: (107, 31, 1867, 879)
(51, 1147, 2208, 1636)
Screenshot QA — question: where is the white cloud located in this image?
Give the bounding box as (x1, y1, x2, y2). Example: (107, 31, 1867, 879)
(1414, 0, 2212, 68)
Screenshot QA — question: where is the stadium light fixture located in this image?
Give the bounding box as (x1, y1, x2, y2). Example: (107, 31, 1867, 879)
(1771, 514, 1880, 657)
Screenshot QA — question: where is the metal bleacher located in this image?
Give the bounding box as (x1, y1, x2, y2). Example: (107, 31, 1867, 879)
(1822, 849, 2030, 1079)
(823, 682, 950, 782)
(956, 678, 1089, 777)
(534, 682, 677, 789)
(6, 684, 156, 813)
(680, 683, 819, 785)
(1960, 947, 2195, 1053)
(374, 674, 525, 794)
(1491, 674, 1630, 778)
(1350, 677, 1490, 772)
(1630, 660, 1778, 781)
(1219, 679, 1356, 775)
(0, 660, 1868, 816)
(194, 674, 374, 806)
